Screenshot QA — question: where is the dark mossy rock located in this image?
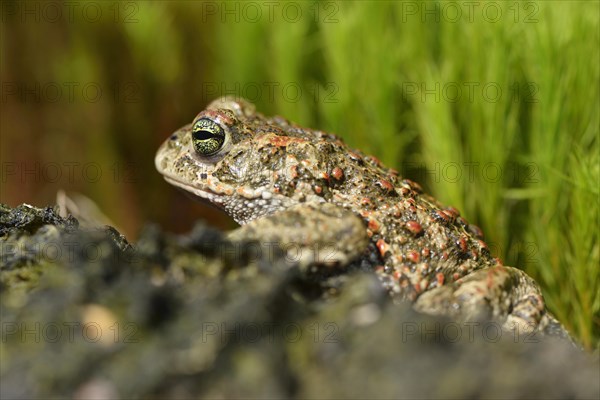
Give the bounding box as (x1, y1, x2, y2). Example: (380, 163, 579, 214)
(1, 203, 598, 399)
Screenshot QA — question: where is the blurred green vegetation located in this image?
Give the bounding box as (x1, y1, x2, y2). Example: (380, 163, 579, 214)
(1, 1, 598, 347)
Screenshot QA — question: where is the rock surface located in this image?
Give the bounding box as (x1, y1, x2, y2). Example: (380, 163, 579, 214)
(1, 203, 598, 399)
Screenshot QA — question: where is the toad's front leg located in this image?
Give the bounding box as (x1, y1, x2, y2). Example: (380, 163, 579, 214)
(227, 203, 369, 269)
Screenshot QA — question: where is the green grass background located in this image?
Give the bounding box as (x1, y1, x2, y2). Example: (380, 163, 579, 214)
(1, 0, 598, 347)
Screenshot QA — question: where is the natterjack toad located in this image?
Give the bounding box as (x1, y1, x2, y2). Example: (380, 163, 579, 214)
(155, 97, 568, 337)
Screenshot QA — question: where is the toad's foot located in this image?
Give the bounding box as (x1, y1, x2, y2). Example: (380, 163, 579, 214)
(227, 203, 369, 269)
(414, 265, 569, 336)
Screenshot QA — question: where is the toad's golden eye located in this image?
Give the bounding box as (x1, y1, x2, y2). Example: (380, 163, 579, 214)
(191, 118, 225, 156)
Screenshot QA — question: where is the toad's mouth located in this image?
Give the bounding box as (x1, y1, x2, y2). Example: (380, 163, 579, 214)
(162, 175, 225, 205)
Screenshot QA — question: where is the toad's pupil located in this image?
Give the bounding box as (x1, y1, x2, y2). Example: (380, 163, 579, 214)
(193, 130, 215, 140)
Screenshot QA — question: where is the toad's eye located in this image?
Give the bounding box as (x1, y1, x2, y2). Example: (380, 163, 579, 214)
(191, 118, 225, 156)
